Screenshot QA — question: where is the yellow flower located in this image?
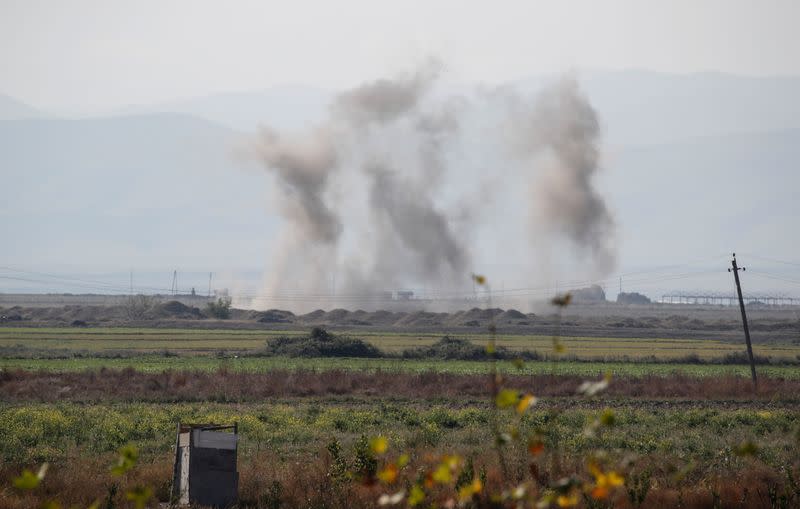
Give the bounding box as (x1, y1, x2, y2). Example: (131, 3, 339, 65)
(607, 471, 624, 487)
(370, 436, 389, 455)
(408, 485, 426, 506)
(377, 464, 398, 484)
(496, 389, 519, 408)
(516, 394, 538, 414)
(556, 493, 578, 507)
(458, 478, 483, 501)
(551, 293, 572, 307)
(432, 463, 452, 483)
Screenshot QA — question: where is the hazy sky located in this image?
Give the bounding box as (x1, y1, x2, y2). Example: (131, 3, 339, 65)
(1, 0, 799, 113)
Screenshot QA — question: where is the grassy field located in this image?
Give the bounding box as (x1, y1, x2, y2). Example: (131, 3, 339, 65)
(2, 325, 799, 508)
(3, 399, 797, 464)
(2, 326, 799, 360)
(1, 397, 798, 508)
(2, 355, 800, 378)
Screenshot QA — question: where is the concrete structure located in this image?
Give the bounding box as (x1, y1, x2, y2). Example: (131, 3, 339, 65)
(172, 423, 238, 508)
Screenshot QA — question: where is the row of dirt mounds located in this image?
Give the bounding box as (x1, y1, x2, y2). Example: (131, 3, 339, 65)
(291, 308, 522, 328)
(2, 304, 798, 342)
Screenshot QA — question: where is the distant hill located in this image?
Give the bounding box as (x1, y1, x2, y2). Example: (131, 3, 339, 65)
(0, 94, 44, 120)
(1, 70, 798, 291)
(517, 71, 800, 146)
(115, 72, 800, 145)
(606, 127, 800, 268)
(119, 84, 332, 133)
(0, 113, 276, 268)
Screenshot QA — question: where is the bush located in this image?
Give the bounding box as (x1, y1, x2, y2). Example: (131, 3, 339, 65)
(206, 298, 232, 319)
(262, 328, 383, 358)
(125, 295, 156, 320)
(401, 336, 540, 361)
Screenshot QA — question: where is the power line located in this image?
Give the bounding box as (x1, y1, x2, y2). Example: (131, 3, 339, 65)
(739, 253, 800, 269)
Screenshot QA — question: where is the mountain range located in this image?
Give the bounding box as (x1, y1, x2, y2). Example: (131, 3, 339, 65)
(1, 71, 798, 297)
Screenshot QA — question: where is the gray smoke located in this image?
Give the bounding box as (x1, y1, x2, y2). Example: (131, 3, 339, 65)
(334, 61, 442, 125)
(252, 126, 341, 244)
(248, 65, 616, 310)
(367, 164, 467, 284)
(334, 63, 469, 291)
(510, 77, 616, 274)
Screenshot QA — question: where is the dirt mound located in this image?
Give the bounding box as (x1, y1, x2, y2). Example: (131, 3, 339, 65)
(446, 307, 503, 326)
(156, 301, 203, 319)
(363, 310, 404, 327)
(256, 309, 295, 323)
(298, 309, 326, 323)
(498, 309, 527, 321)
(323, 309, 353, 324)
(394, 311, 446, 327)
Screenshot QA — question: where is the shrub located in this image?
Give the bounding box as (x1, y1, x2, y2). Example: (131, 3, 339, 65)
(125, 295, 156, 320)
(206, 298, 232, 319)
(263, 328, 383, 358)
(401, 336, 540, 361)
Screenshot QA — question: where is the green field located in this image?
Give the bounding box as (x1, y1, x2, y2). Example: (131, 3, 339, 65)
(2, 355, 800, 378)
(2, 326, 799, 360)
(3, 399, 797, 466)
(2, 324, 800, 508)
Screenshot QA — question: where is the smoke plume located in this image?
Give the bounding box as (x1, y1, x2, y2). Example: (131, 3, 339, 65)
(248, 64, 617, 310)
(510, 77, 616, 274)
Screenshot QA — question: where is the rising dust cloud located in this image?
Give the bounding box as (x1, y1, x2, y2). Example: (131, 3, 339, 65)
(247, 61, 616, 311)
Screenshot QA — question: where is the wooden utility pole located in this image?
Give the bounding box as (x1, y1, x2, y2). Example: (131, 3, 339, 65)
(729, 253, 758, 390)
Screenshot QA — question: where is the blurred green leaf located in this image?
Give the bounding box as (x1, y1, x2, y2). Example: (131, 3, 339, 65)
(125, 486, 152, 509)
(599, 409, 615, 426)
(111, 445, 138, 476)
(408, 484, 425, 506)
(12, 463, 47, 490)
(733, 440, 759, 457)
(496, 389, 519, 408)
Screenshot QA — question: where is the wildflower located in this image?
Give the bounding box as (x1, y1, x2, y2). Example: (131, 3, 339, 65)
(457, 478, 483, 501)
(496, 389, 519, 408)
(125, 486, 152, 509)
(551, 293, 572, 307)
(432, 463, 453, 483)
(370, 436, 389, 455)
(733, 440, 759, 457)
(377, 463, 399, 484)
(599, 408, 616, 426)
(378, 490, 405, 506)
(527, 438, 545, 456)
(111, 445, 139, 476)
(12, 463, 48, 490)
(472, 274, 487, 286)
(556, 493, 579, 507)
(516, 394, 538, 414)
(578, 372, 612, 396)
(408, 485, 426, 506)
(588, 462, 624, 500)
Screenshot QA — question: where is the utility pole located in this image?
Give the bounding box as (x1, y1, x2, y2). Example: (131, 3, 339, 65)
(208, 272, 213, 298)
(729, 253, 757, 391)
(171, 270, 177, 296)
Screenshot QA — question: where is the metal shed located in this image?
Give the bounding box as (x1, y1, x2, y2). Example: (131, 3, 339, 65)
(172, 423, 238, 508)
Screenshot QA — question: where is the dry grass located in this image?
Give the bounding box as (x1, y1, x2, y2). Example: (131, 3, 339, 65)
(1, 368, 799, 403)
(1, 450, 796, 509)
